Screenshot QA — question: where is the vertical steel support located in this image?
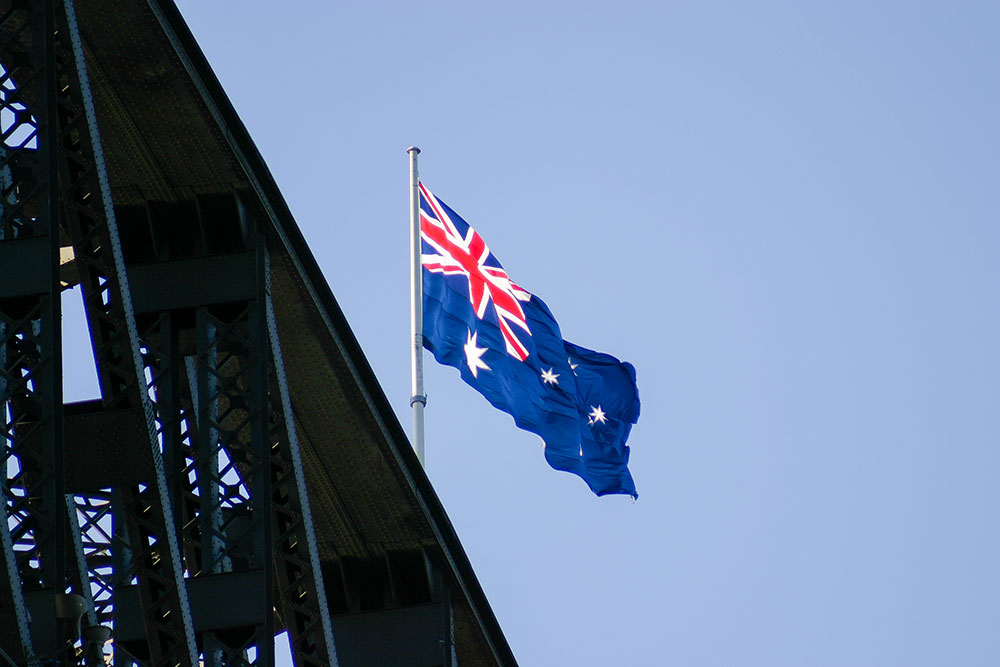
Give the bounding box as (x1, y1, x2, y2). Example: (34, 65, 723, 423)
(155, 313, 184, 545)
(0, 1, 66, 662)
(253, 226, 275, 667)
(40, 0, 66, 607)
(443, 579, 456, 667)
(150, 222, 273, 666)
(184, 264, 274, 667)
(264, 252, 339, 667)
(64, 494, 98, 629)
(56, 0, 198, 664)
(193, 314, 227, 578)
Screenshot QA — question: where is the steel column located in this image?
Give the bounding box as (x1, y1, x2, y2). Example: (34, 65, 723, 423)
(264, 253, 339, 667)
(0, 1, 66, 662)
(57, 0, 197, 664)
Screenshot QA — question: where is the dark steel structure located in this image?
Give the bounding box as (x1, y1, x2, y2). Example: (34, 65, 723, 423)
(0, 1, 517, 665)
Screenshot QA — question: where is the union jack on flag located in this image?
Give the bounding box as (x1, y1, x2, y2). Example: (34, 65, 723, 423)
(418, 183, 640, 498)
(419, 182, 532, 361)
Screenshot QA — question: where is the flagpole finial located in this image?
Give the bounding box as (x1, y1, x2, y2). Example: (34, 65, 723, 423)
(407, 146, 421, 154)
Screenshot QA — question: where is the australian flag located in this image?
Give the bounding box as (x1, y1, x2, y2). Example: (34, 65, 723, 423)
(419, 183, 640, 498)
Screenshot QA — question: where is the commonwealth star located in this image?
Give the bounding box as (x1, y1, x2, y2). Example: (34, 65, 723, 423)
(588, 405, 607, 425)
(463, 329, 491, 378)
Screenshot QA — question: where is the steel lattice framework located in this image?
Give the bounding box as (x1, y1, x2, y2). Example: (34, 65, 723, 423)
(0, 1, 517, 666)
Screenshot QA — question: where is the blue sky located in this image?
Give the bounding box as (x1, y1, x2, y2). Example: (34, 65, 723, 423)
(65, 2, 1000, 664)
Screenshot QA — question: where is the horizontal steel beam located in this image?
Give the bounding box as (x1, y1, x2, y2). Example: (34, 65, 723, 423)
(64, 400, 152, 492)
(330, 603, 446, 667)
(128, 251, 257, 313)
(0, 236, 50, 299)
(114, 569, 268, 642)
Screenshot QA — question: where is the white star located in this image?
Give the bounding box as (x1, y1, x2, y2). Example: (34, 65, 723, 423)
(588, 405, 607, 425)
(463, 329, 491, 378)
(540, 368, 560, 385)
(568, 357, 579, 375)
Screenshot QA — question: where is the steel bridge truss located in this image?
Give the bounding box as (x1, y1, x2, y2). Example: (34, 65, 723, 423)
(0, 1, 338, 665)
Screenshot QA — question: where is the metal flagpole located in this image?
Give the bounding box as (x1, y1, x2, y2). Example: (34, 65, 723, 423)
(408, 147, 426, 465)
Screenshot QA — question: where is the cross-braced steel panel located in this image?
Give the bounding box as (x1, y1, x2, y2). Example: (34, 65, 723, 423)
(265, 269, 339, 667)
(0, 1, 65, 663)
(133, 239, 276, 666)
(0, 1, 449, 665)
(52, 0, 197, 664)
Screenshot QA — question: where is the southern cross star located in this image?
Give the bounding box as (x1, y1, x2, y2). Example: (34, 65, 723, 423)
(568, 357, 579, 375)
(463, 329, 491, 378)
(588, 405, 607, 425)
(540, 368, 560, 385)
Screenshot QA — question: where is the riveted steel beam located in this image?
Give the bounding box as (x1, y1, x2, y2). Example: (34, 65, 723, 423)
(127, 210, 276, 666)
(56, 0, 197, 664)
(264, 253, 339, 667)
(0, 1, 66, 663)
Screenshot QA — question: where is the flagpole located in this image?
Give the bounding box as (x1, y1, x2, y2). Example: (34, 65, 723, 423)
(408, 146, 426, 465)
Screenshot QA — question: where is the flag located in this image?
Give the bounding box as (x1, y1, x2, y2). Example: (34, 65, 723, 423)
(419, 183, 640, 498)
